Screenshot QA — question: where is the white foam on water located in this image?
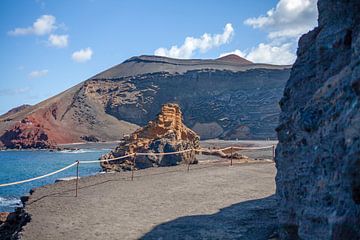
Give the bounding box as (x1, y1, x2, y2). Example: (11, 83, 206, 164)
(0, 196, 22, 208)
(59, 149, 100, 154)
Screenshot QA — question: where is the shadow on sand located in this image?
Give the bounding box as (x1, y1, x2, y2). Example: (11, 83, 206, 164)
(140, 195, 278, 240)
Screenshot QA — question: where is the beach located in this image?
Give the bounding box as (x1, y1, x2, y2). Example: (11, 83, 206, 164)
(19, 160, 277, 240)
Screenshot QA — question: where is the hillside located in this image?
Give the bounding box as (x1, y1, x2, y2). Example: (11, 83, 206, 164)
(0, 55, 291, 148)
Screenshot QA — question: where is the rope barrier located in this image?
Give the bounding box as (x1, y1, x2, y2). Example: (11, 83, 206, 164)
(79, 153, 136, 164)
(232, 146, 274, 150)
(136, 148, 194, 156)
(79, 149, 195, 164)
(0, 162, 78, 187)
(0, 145, 275, 187)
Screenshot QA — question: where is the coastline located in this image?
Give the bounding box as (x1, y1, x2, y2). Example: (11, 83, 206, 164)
(0, 140, 276, 239)
(7, 160, 276, 240)
(1, 139, 277, 151)
(0, 141, 121, 152)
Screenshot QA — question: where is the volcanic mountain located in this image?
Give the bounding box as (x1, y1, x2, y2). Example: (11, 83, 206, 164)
(217, 54, 253, 64)
(0, 55, 291, 148)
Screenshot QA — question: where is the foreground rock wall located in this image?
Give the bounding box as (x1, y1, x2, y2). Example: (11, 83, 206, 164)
(275, 0, 360, 239)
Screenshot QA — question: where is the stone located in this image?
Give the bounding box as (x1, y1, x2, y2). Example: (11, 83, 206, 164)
(0, 209, 30, 240)
(0, 212, 9, 224)
(275, 0, 360, 239)
(80, 135, 99, 142)
(100, 103, 200, 171)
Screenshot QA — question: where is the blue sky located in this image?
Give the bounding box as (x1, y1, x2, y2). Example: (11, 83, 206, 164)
(0, 0, 318, 114)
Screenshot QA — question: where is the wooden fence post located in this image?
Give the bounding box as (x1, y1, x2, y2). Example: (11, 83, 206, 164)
(131, 153, 136, 181)
(187, 150, 191, 172)
(75, 160, 79, 197)
(272, 145, 275, 160)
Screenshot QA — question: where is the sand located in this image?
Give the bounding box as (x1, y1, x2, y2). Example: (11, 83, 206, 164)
(19, 160, 277, 240)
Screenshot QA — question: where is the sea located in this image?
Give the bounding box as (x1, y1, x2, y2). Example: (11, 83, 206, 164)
(0, 146, 112, 212)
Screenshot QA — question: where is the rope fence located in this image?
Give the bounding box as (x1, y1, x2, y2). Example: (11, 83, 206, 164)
(0, 145, 275, 195)
(0, 162, 78, 188)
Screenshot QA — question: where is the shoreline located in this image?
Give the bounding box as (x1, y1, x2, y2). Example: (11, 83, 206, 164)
(0, 139, 278, 151)
(2, 160, 276, 239)
(0, 140, 277, 238)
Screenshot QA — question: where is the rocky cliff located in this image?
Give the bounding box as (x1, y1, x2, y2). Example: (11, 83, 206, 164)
(101, 103, 199, 171)
(0, 55, 290, 148)
(275, 0, 360, 239)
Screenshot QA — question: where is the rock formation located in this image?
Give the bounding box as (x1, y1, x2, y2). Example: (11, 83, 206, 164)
(0, 117, 55, 149)
(275, 0, 360, 239)
(0, 55, 290, 148)
(101, 103, 200, 171)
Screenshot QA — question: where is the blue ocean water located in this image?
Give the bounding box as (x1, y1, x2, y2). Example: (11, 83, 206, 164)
(0, 149, 109, 212)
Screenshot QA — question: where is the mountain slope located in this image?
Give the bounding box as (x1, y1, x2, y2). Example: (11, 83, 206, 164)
(0, 55, 291, 148)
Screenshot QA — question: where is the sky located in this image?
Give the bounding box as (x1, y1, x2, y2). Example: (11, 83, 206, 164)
(0, 0, 318, 114)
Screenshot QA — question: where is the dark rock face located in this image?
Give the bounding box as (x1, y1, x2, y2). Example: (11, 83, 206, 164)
(87, 67, 290, 140)
(101, 103, 200, 171)
(275, 1, 360, 239)
(80, 135, 99, 142)
(0, 209, 30, 240)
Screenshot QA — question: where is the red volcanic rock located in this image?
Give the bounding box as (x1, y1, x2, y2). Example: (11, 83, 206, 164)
(217, 54, 253, 65)
(0, 117, 55, 149)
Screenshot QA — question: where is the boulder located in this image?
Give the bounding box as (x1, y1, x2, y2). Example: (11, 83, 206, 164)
(275, 0, 360, 239)
(101, 103, 200, 171)
(0, 212, 9, 224)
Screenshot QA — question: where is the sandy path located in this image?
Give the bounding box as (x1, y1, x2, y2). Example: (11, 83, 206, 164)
(20, 162, 277, 240)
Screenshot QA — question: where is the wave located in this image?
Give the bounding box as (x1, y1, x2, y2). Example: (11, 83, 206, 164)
(59, 149, 101, 154)
(0, 196, 22, 209)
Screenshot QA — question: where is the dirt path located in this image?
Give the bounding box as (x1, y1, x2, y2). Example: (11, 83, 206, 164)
(19, 162, 277, 240)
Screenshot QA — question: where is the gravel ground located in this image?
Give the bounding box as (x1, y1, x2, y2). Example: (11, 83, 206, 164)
(19, 160, 277, 240)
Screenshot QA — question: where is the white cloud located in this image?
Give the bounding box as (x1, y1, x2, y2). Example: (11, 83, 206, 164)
(246, 43, 295, 65)
(29, 69, 49, 78)
(72, 48, 93, 62)
(48, 34, 68, 48)
(220, 0, 318, 65)
(154, 23, 234, 59)
(244, 0, 318, 40)
(219, 43, 295, 65)
(8, 15, 57, 36)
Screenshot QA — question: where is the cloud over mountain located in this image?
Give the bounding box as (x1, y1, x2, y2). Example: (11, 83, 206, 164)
(244, 0, 318, 40)
(155, 23, 234, 59)
(221, 0, 318, 65)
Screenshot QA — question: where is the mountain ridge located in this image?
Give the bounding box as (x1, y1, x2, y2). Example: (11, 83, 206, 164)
(0, 55, 291, 148)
